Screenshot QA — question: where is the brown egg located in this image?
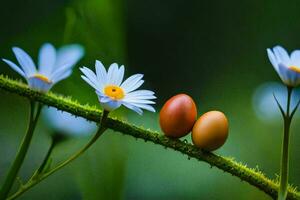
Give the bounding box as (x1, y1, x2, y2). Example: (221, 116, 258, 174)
(192, 111, 229, 151)
(159, 94, 197, 138)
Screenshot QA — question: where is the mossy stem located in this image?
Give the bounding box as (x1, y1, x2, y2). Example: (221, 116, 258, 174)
(0, 101, 42, 200)
(0, 76, 299, 200)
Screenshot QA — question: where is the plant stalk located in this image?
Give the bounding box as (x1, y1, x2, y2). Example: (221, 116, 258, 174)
(8, 110, 109, 200)
(35, 137, 56, 175)
(0, 101, 42, 200)
(278, 86, 293, 200)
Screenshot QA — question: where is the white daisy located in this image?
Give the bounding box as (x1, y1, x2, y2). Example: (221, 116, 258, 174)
(2, 43, 84, 92)
(80, 60, 156, 115)
(267, 45, 300, 87)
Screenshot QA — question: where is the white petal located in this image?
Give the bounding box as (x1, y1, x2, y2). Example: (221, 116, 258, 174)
(106, 63, 119, 85)
(52, 70, 72, 83)
(273, 46, 290, 66)
(130, 103, 156, 112)
(125, 80, 144, 93)
(12, 47, 36, 76)
(267, 48, 279, 72)
(115, 65, 125, 86)
(291, 50, 300, 66)
(127, 90, 154, 96)
(125, 90, 156, 98)
(120, 74, 144, 93)
(123, 98, 155, 104)
(80, 67, 103, 90)
(122, 102, 143, 115)
(50, 64, 70, 81)
(81, 75, 102, 91)
(95, 90, 105, 97)
(125, 95, 156, 101)
(2, 59, 26, 77)
(95, 60, 107, 85)
(55, 44, 84, 68)
(38, 43, 56, 76)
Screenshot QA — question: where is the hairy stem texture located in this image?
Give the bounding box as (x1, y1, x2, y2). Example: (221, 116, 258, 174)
(0, 76, 299, 200)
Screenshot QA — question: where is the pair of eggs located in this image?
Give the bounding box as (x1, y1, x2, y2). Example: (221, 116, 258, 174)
(159, 94, 229, 151)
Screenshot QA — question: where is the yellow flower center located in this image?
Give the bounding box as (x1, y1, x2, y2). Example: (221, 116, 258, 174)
(32, 74, 52, 83)
(104, 85, 125, 100)
(289, 66, 300, 73)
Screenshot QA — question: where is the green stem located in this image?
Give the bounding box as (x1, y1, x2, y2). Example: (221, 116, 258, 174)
(0, 76, 300, 199)
(36, 138, 56, 175)
(8, 110, 109, 200)
(35, 132, 68, 176)
(0, 101, 42, 200)
(278, 86, 293, 200)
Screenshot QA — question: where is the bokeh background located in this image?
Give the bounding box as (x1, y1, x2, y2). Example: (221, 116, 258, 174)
(1, 0, 300, 199)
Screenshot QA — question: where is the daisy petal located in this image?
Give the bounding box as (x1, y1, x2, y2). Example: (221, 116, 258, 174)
(50, 64, 70, 81)
(55, 44, 84, 68)
(126, 90, 156, 99)
(267, 48, 279, 72)
(106, 63, 119, 85)
(273, 46, 290, 65)
(125, 90, 156, 98)
(95, 90, 106, 97)
(95, 60, 107, 85)
(38, 43, 56, 76)
(122, 102, 143, 115)
(81, 75, 102, 91)
(125, 95, 156, 101)
(115, 65, 125, 86)
(121, 74, 144, 93)
(80, 67, 103, 90)
(2, 59, 26, 77)
(12, 47, 36, 76)
(123, 98, 155, 104)
(52, 70, 72, 83)
(131, 103, 156, 112)
(126, 80, 144, 93)
(291, 50, 300, 67)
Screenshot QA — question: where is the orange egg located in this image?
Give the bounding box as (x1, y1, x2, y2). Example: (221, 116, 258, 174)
(192, 111, 229, 151)
(159, 94, 197, 138)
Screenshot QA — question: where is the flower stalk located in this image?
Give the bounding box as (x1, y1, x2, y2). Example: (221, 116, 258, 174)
(8, 110, 109, 200)
(35, 134, 61, 175)
(278, 87, 293, 200)
(42, 109, 109, 175)
(0, 101, 42, 199)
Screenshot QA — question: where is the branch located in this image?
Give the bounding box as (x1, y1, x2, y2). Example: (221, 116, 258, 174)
(0, 75, 299, 200)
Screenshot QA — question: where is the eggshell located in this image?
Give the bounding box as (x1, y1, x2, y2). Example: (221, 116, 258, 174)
(192, 111, 228, 151)
(159, 94, 197, 138)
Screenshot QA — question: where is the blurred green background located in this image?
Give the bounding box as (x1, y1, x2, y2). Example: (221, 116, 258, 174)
(1, 0, 300, 199)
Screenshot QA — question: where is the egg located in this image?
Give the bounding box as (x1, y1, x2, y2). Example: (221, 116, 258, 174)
(159, 94, 197, 138)
(192, 111, 228, 151)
